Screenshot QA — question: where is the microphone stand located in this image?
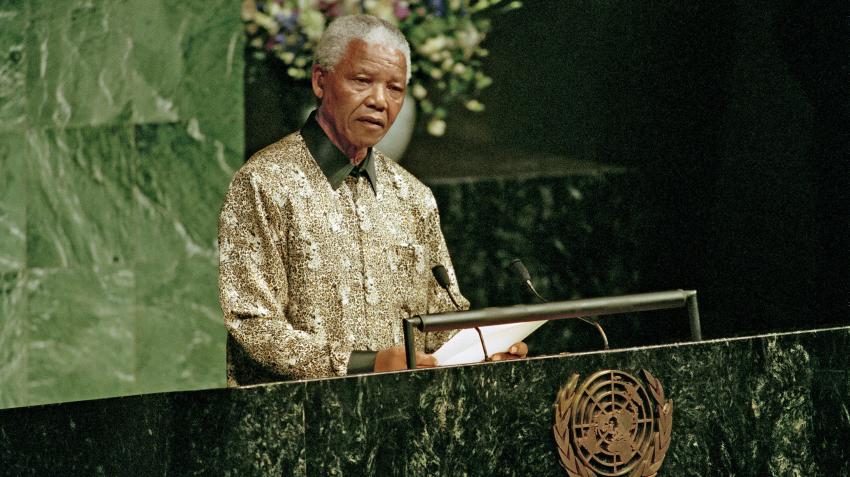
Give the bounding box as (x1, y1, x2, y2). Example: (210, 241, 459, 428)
(432, 265, 490, 361)
(509, 259, 609, 350)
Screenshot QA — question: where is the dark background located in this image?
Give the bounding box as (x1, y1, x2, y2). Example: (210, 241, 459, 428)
(245, 0, 849, 348)
(472, 0, 848, 338)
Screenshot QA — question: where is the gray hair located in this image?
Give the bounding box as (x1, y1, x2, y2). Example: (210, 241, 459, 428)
(314, 14, 412, 83)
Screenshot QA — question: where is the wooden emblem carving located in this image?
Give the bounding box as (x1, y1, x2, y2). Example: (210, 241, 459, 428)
(553, 370, 673, 477)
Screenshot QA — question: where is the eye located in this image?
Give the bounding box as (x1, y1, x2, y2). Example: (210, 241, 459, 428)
(354, 76, 371, 85)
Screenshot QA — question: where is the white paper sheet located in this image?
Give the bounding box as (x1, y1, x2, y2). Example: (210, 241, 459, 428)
(432, 320, 546, 366)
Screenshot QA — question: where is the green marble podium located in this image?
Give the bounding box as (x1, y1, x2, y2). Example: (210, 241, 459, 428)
(1, 326, 848, 476)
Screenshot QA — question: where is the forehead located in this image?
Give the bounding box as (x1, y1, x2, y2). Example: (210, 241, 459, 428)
(339, 39, 406, 77)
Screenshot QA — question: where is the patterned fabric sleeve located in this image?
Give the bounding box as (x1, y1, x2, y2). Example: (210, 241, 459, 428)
(423, 190, 470, 353)
(218, 170, 350, 380)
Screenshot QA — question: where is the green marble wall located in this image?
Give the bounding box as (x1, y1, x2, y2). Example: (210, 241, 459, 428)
(1, 327, 848, 475)
(0, 0, 243, 409)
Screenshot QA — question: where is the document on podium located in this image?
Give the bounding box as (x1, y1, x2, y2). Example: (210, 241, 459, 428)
(432, 320, 546, 366)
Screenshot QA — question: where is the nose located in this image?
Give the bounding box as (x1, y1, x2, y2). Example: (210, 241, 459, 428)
(365, 84, 388, 111)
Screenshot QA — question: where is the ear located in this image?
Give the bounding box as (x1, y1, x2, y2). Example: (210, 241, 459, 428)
(311, 64, 326, 100)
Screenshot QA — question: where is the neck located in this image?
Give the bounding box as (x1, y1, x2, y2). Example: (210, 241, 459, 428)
(315, 109, 368, 165)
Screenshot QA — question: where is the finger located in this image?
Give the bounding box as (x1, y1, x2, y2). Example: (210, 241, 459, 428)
(490, 352, 523, 361)
(416, 353, 438, 367)
(508, 342, 529, 358)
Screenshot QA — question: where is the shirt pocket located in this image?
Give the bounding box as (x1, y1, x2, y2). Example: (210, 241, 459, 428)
(387, 242, 430, 315)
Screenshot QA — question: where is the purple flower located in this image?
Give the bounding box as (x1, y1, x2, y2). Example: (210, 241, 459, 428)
(276, 12, 300, 32)
(428, 0, 446, 16)
(394, 2, 411, 19)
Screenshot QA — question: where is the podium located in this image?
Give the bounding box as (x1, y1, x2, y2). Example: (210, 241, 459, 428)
(1, 325, 848, 475)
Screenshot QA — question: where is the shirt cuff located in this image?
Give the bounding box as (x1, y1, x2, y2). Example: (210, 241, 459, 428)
(346, 350, 378, 375)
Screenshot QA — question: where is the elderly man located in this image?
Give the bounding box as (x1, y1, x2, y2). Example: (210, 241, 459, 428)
(218, 14, 525, 386)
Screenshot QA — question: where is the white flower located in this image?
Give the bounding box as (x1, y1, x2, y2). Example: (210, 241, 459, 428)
(365, 0, 396, 23)
(252, 12, 279, 34)
(452, 62, 467, 75)
(427, 118, 446, 137)
(418, 36, 448, 56)
(412, 83, 428, 100)
(465, 99, 485, 112)
(299, 9, 326, 41)
(456, 25, 483, 59)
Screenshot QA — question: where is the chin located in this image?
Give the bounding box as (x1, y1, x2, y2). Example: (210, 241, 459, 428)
(361, 134, 387, 148)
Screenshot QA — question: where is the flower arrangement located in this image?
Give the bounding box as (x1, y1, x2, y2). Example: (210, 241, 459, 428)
(242, 0, 522, 136)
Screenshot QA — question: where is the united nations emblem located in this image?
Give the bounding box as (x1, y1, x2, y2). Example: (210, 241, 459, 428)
(552, 370, 672, 477)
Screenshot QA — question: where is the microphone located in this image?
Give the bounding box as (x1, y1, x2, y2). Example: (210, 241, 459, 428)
(431, 264, 490, 360)
(507, 259, 609, 350)
(508, 259, 545, 303)
(431, 264, 462, 310)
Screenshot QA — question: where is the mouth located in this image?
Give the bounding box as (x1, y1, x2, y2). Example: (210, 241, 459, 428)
(357, 116, 386, 129)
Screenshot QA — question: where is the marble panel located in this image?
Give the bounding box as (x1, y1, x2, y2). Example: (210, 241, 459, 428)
(132, 121, 239, 262)
(165, 385, 307, 475)
(0, 271, 27, 409)
(0, 384, 307, 476)
(25, 266, 136, 406)
(0, 393, 172, 475)
(24, 0, 183, 128)
(130, 121, 236, 394)
(24, 0, 243, 131)
(0, 327, 848, 475)
(171, 0, 245, 153)
(25, 125, 138, 268)
(807, 331, 850, 475)
(0, 133, 27, 273)
(0, 1, 27, 132)
(303, 328, 846, 476)
(134, 254, 226, 394)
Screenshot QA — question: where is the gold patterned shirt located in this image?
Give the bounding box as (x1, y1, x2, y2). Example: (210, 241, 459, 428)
(218, 117, 468, 386)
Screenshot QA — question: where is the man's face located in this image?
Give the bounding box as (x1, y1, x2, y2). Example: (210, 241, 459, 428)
(312, 39, 407, 157)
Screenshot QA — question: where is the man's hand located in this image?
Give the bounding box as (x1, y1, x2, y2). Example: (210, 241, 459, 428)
(374, 346, 438, 372)
(489, 342, 528, 361)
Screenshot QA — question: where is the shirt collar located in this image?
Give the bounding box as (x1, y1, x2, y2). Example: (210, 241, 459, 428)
(301, 110, 377, 194)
